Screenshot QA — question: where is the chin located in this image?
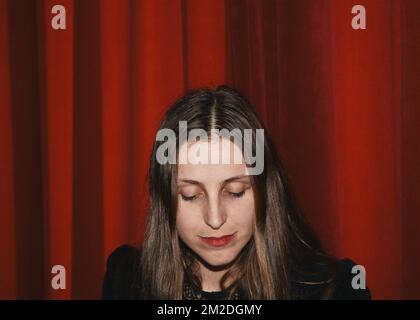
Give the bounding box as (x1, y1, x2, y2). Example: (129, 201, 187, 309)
(198, 247, 241, 267)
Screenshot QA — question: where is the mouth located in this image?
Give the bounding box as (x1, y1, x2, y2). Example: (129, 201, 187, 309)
(198, 232, 236, 248)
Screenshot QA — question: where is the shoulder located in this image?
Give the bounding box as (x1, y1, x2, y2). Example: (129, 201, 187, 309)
(106, 244, 141, 268)
(102, 244, 142, 300)
(330, 258, 371, 300)
(293, 257, 371, 300)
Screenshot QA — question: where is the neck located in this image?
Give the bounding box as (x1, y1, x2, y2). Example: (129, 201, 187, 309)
(199, 262, 227, 292)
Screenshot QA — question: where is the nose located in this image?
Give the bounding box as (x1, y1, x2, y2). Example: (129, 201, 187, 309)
(204, 194, 227, 230)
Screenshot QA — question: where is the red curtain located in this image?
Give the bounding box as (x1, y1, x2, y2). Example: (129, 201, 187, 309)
(0, 0, 419, 299)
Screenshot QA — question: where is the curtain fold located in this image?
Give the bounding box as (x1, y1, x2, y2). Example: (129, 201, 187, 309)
(330, 0, 403, 298)
(0, 0, 419, 299)
(37, 0, 74, 300)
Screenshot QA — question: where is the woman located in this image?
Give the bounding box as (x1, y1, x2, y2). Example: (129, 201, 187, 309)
(102, 86, 371, 300)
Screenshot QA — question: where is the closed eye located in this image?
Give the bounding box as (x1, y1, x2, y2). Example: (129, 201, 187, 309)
(229, 190, 245, 198)
(181, 194, 198, 202)
(180, 191, 246, 201)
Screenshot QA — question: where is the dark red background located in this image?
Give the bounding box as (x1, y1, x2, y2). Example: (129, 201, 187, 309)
(0, 0, 419, 299)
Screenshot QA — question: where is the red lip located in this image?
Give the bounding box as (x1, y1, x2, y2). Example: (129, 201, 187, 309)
(199, 233, 236, 247)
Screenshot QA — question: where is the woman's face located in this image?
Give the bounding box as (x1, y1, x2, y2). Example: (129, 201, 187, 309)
(176, 138, 255, 267)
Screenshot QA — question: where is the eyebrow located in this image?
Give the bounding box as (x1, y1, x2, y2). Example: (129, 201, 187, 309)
(178, 175, 250, 187)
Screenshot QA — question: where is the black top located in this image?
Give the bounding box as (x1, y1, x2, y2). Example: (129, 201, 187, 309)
(102, 245, 371, 300)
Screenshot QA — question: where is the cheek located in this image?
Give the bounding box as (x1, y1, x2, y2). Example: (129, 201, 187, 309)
(176, 203, 200, 240)
(227, 194, 255, 234)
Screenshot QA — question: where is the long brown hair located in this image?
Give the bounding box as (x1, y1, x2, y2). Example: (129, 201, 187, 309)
(139, 86, 337, 299)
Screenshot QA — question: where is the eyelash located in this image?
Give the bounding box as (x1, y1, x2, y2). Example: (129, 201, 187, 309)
(230, 190, 245, 198)
(180, 190, 245, 202)
(181, 194, 198, 202)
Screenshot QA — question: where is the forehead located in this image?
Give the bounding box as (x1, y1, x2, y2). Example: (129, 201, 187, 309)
(177, 138, 249, 183)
